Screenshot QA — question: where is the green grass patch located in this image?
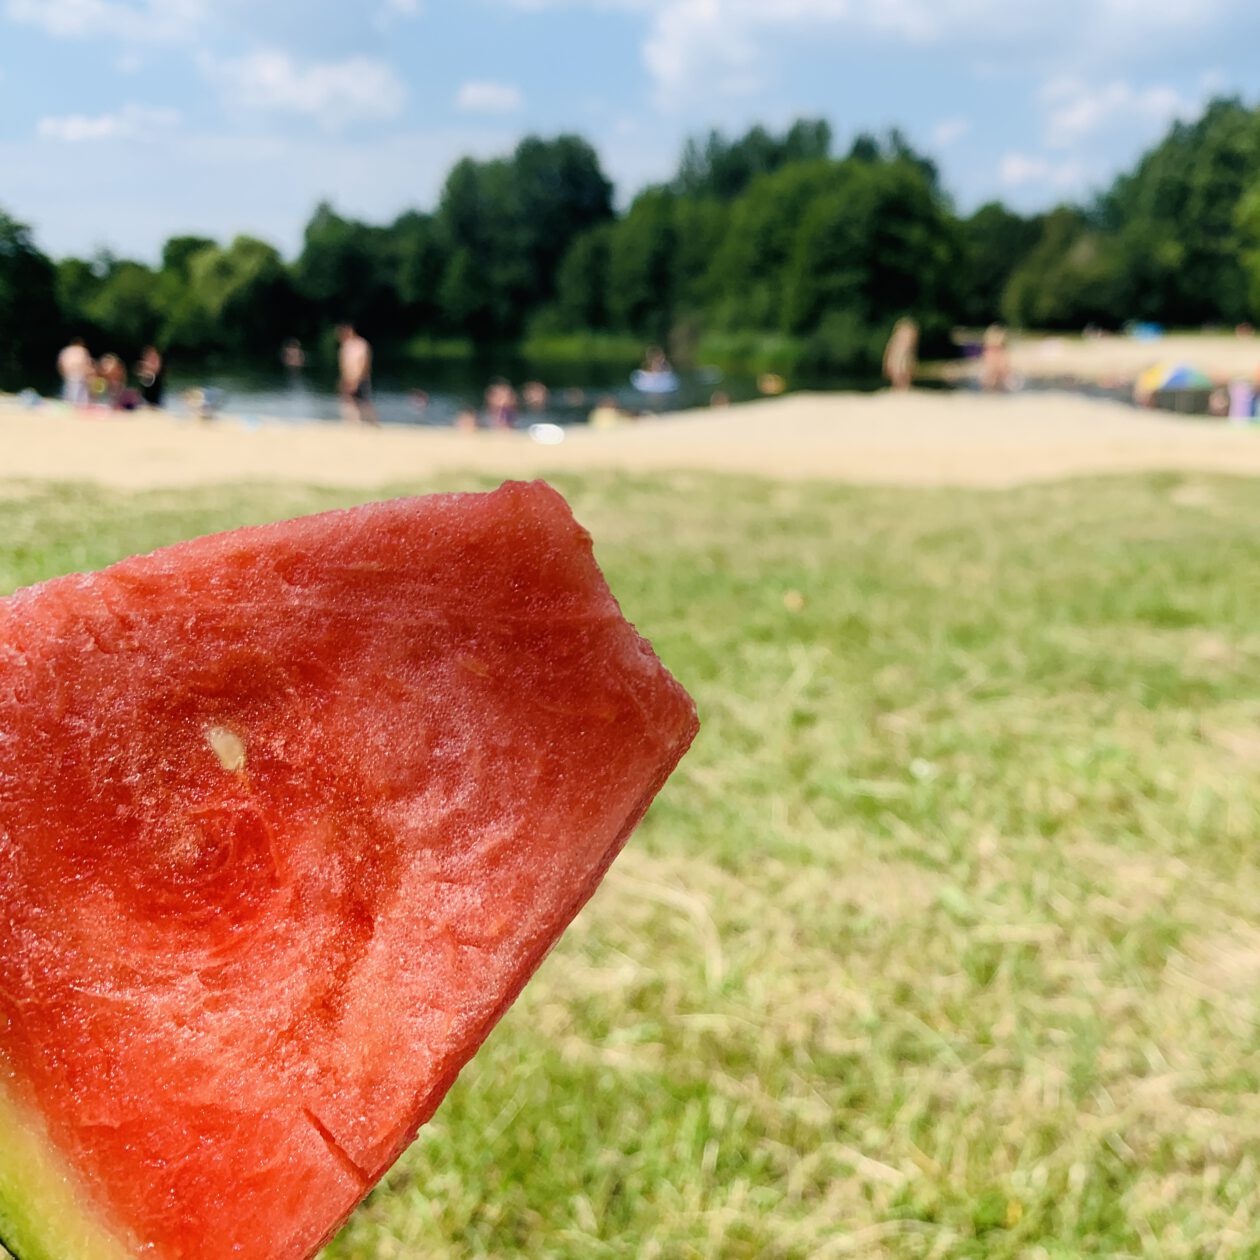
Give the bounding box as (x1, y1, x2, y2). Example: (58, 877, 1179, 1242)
(3, 470, 1260, 1258)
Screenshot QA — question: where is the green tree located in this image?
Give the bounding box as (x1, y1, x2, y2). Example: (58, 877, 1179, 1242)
(387, 211, 446, 332)
(161, 236, 216, 281)
(1237, 186, 1260, 316)
(83, 260, 163, 356)
(673, 199, 728, 316)
(607, 189, 677, 340)
(958, 204, 1044, 326)
(512, 135, 614, 304)
(437, 155, 531, 340)
(295, 203, 401, 337)
(673, 119, 832, 201)
(552, 224, 613, 332)
(435, 136, 613, 339)
(708, 160, 849, 330)
(784, 158, 961, 367)
(848, 133, 882, 164)
(56, 257, 105, 344)
(1102, 98, 1260, 323)
(152, 239, 213, 352)
(439, 247, 501, 342)
(1002, 208, 1122, 329)
(188, 237, 299, 354)
(0, 210, 60, 387)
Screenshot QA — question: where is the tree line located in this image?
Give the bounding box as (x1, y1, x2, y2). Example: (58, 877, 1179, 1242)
(3, 99, 1260, 388)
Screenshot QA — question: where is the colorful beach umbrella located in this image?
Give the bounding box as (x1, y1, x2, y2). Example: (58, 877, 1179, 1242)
(1137, 362, 1214, 393)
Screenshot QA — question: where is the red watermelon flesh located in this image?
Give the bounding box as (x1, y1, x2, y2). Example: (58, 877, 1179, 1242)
(0, 481, 698, 1260)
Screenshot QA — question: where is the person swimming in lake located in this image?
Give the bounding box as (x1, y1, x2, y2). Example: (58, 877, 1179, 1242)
(484, 380, 519, 430)
(883, 318, 919, 391)
(642, 346, 672, 374)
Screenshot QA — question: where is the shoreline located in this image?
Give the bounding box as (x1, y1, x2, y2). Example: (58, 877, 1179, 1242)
(4, 388, 1260, 490)
(938, 331, 1260, 388)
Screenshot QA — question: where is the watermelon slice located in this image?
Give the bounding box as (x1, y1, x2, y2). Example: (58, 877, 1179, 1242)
(0, 481, 697, 1260)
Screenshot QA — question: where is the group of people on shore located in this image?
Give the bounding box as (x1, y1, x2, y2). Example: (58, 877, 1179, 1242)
(883, 320, 1014, 392)
(54, 327, 374, 425)
(49, 327, 725, 431)
(456, 379, 577, 432)
(57, 340, 164, 411)
(337, 328, 586, 433)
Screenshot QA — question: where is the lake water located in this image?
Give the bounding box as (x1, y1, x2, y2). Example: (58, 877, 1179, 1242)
(29, 355, 1218, 425)
(160, 358, 784, 428)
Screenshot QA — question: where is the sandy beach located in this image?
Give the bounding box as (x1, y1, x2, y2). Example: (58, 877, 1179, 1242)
(945, 331, 1260, 386)
(3, 389, 1260, 490)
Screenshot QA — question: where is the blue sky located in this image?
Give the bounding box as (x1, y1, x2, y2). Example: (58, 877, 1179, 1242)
(0, 0, 1257, 261)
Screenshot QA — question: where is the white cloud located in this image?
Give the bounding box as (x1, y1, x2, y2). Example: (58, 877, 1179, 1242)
(999, 152, 1085, 190)
(932, 117, 970, 148)
(501, 0, 1249, 106)
(4, 0, 208, 41)
(632, 0, 1036, 104)
(1042, 78, 1192, 149)
(1094, 0, 1222, 26)
(501, 0, 945, 104)
(202, 51, 407, 129)
(374, 0, 421, 28)
(455, 81, 524, 114)
(999, 153, 1049, 186)
(37, 104, 180, 143)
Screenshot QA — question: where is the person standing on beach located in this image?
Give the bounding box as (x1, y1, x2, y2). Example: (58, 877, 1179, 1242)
(883, 318, 919, 391)
(57, 338, 92, 407)
(336, 324, 380, 427)
(980, 324, 1013, 392)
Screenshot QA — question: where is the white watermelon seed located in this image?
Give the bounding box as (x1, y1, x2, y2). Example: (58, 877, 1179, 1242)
(206, 726, 247, 774)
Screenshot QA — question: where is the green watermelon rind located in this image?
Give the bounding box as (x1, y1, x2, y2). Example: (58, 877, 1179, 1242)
(0, 1080, 137, 1260)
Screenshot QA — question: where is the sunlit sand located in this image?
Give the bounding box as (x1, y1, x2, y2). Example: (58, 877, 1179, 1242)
(3, 389, 1260, 490)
